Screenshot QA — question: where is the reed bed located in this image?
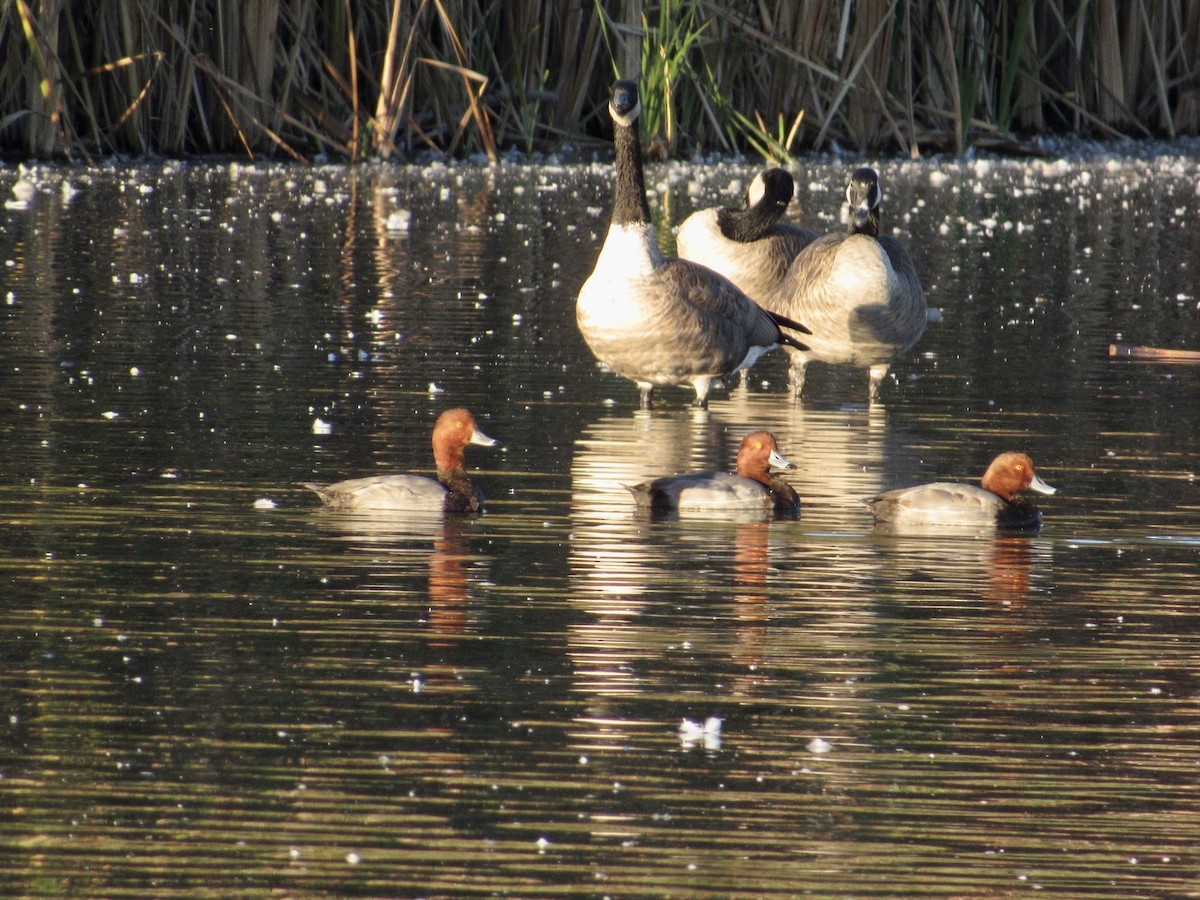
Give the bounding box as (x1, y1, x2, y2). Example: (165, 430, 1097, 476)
(2, 0, 1198, 162)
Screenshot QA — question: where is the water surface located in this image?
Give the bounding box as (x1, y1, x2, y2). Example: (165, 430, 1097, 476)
(1, 152, 1199, 897)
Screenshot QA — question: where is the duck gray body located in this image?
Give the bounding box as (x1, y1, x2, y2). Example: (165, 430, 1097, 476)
(866, 451, 1056, 530)
(626, 430, 800, 517)
(867, 482, 1040, 529)
(301, 408, 500, 513)
(303, 473, 473, 512)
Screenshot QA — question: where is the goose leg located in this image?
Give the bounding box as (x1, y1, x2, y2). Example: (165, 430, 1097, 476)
(787, 361, 808, 400)
(868, 364, 890, 402)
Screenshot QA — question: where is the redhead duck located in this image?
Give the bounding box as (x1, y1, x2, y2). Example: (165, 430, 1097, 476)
(760, 167, 926, 401)
(627, 430, 800, 516)
(302, 408, 500, 512)
(867, 452, 1057, 529)
(575, 80, 812, 409)
(675, 167, 820, 303)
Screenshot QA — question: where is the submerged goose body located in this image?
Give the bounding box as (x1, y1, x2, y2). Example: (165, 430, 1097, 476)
(627, 430, 800, 516)
(762, 167, 926, 401)
(675, 167, 820, 302)
(576, 80, 811, 408)
(867, 451, 1056, 529)
(302, 408, 501, 513)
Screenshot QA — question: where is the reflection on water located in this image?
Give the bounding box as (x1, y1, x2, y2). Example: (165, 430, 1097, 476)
(309, 510, 482, 649)
(2, 156, 1200, 897)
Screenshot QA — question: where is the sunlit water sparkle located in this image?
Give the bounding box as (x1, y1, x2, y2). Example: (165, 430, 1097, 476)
(1, 152, 1199, 897)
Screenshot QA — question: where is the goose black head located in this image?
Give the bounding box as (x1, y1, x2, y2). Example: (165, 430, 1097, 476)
(846, 167, 881, 236)
(747, 167, 795, 214)
(610, 80, 642, 127)
(717, 167, 795, 242)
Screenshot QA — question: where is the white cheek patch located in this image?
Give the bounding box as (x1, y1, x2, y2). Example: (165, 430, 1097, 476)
(610, 98, 642, 128)
(847, 177, 883, 212)
(747, 173, 767, 207)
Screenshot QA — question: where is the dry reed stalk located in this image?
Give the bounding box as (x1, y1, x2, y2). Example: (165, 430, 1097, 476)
(3, 0, 1200, 160)
(932, 0, 964, 153)
(697, 0, 840, 155)
(1172, 0, 1200, 132)
(902, 1, 918, 156)
(163, 3, 200, 152)
(612, 0, 644, 79)
(838, 0, 894, 149)
(341, 0, 359, 158)
(429, 0, 497, 160)
(1014, 2, 1044, 132)
(1092, 0, 1126, 126)
(213, 0, 280, 152)
(1110, 344, 1200, 362)
(1136, 0, 1174, 136)
(294, 3, 360, 155)
(373, 0, 423, 158)
(547, 2, 607, 135)
(14, 0, 70, 157)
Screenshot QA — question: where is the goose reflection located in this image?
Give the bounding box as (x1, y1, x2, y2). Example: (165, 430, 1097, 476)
(569, 406, 724, 602)
(565, 399, 902, 702)
(708, 390, 898, 516)
(567, 408, 756, 707)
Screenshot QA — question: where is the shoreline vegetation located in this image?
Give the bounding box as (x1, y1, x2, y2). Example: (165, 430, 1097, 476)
(3, 1, 1198, 164)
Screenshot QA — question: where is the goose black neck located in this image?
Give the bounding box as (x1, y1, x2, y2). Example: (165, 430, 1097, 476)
(612, 117, 651, 227)
(718, 204, 780, 244)
(849, 206, 880, 237)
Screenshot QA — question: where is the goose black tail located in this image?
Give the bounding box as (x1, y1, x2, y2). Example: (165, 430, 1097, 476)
(770, 310, 813, 352)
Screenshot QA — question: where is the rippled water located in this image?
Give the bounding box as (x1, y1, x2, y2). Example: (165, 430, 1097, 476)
(2, 151, 1199, 897)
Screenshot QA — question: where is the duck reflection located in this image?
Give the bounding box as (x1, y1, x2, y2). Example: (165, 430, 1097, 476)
(984, 534, 1039, 609)
(309, 510, 481, 650)
(425, 519, 474, 646)
(731, 520, 770, 675)
(565, 400, 901, 699)
(869, 526, 1052, 612)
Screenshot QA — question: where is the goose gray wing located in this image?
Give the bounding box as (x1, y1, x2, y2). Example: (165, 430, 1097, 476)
(656, 258, 809, 359)
(876, 235, 928, 352)
(734, 225, 822, 302)
(770, 233, 922, 361)
(772, 222, 822, 259)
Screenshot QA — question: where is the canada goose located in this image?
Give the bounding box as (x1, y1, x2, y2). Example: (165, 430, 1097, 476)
(575, 80, 811, 408)
(866, 452, 1057, 529)
(301, 408, 501, 512)
(675, 167, 820, 302)
(762, 166, 926, 401)
(626, 430, 800, 516)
